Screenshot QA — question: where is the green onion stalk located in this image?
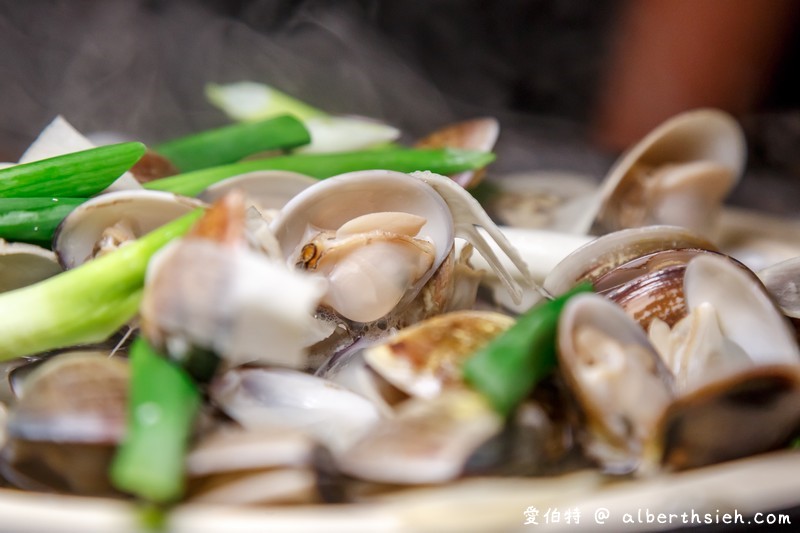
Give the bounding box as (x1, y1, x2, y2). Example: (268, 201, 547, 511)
(154, 115, 310, 173)
(463, 283, 594, 417)
(110, 337, 201, 504)
(0, 209, 203, 362)
(145, 147, 495, 197)
(0, 198, 84, 246)
(0, 142, 145, 198)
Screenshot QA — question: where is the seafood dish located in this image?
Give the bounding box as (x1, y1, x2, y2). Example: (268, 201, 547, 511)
(0, 91, 799, 532)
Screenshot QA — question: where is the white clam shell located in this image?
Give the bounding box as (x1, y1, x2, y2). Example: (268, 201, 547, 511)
(544, 225, 715, 296)
(683, 254, 800, 365)
(558, 293, 674, 473)
(209, 368, 381, 455)
(575, 109, 745, 235)
(336, 389, 502, 484)
(758, 256, 800, 319)
(0, 241, 62, 293)
(270, 170, 454, 323)
(186, 427, 315, 477)
(199, 170, 317, 212)
(364, 310, 514, 399)
(54, 190, 204, 269)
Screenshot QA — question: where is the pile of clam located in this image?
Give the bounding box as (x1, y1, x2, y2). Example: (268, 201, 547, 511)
(1, 109, 800, 507)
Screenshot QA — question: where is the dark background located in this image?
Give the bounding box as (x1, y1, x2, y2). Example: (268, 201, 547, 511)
(1, 0, 799, 212)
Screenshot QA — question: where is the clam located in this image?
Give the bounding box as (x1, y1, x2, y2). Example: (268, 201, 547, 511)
(0, 241, 62, 292)
(544, 225, 716, 297)
(648, 303, 751, 393)
(683, 253, 800, 366)
(487, 171, 598, 232)
(557, 293, 675, 473)
(622, 253, 800, 471)
(336, 389, 503, 484)
(199, 170, 317, 216)
(141, 192, 326, 369)
(54, 190, 204, 269)
(313, 342, 407, 417)
(758, 256, 800, 319)
(0, 352, 128, 496)
(199, 171, 318, 258)
(574, 109, 745, 236)
(651, 365, 800, 472)
(599, 248, 723, 330)
(270, 170, 535, 328)
(185, 426, 319, 506)
(209, 367, 381, 455)
(363, 310, 514, 399)
(415, 117, 500, 188)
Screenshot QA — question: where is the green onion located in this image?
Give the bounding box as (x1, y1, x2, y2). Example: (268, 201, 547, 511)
(206, 81, 325, 122)
(0, 209, 203, 361)
(144, 147, 496, 197)
(0, 198, 84, 245)
(154, 115, 310, 173)
(0, 142, 145, 198)
(111, 337, 201, 503)
(463, 283, 594, 417)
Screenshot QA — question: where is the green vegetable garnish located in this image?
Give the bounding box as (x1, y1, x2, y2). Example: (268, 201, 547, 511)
(154, 115, 310, 172)
(0, 142, 145, 198)
(206, 81, 324, 122)
(0, 209, 203, 361)
(0, 198, 84, 246)
(464, 283, 594, 416)
(144, 147, 495, 197)
(110, 337, 201, 503)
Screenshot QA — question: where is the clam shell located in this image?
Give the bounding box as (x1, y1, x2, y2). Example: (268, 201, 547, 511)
(599, 248, 722, 329)
(544, 225, 716, 296)
(415, 117, 499, 188)
(0, 241, 62, 293)
(5, 352, 128, 444)
(209, 368, 381, 455)
(758, 256, 800, 319)
(186, 427, 315, 477)
(336, 389, 502, 484)
(557, 293, 674, 473)
(576, 109, 745, 235)
(54, 190, 203, 269)
(652, 365, 800, 472)
(199, 170, 317, 212)
(364, 310, 514, 398)
(684, 254, 800, 365)
(270, 170, 455, 323)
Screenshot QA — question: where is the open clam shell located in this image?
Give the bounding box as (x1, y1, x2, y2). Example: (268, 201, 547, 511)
(199, 170, 317, 213)
(0, 241, 62, 293)
(683, 254, 800, 365)
(651, 365, 800, 472)
(54, 190, 204, 269)
(758, 256, 800, 319)
(557, 293, 674, 473)
(209, 368, 382, 455)
(1, 352, 128, 496)
(363, 310, 514, 399)
(544, 225, 716, 296)
(336, 389, 503, 485)
(415, 117, 499, 188)
(270, 170, 455, 324)
(575, 109, 745, 236)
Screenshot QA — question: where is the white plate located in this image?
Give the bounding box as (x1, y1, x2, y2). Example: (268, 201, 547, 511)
(0, 450, 798, 532)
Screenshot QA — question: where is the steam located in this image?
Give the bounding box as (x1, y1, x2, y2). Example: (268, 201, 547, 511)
(0, 0, 609, 175)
